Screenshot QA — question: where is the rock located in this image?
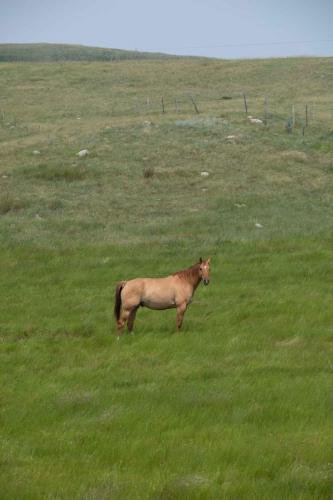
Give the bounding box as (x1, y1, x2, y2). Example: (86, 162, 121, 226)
(255, 223, 263, 229)
(248, 116, 263, 124)
(143, 121, 152, 134)
(77, 149, 89, 158)
(201, 171, 209, 177)
(33, 150, 41, 155)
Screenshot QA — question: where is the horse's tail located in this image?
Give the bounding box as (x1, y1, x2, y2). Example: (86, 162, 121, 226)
(114, 281, 126, 322)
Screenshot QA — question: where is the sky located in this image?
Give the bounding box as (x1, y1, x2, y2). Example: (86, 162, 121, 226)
(1, 0, 333, 59)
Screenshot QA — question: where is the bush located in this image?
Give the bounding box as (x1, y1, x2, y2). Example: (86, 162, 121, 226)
(143, 166, 155, 179)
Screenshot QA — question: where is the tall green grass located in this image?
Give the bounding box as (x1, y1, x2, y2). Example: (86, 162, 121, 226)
(1, 239, 332, 498)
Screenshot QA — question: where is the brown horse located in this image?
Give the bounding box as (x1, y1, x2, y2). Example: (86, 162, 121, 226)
(114, 258, 211, 336)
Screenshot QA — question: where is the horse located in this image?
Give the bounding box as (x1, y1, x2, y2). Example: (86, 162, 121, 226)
(114, 257, 211, 336)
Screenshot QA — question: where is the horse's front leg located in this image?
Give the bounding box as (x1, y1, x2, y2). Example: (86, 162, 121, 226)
(176, 302, 187, 331)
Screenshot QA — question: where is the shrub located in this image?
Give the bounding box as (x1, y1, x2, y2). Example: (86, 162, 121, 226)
(19, 163, 89, 182)
(143, 166, 155, 179)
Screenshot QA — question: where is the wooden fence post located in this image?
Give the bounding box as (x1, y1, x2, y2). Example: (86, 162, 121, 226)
(292, 104, 295, 129)
(161, 97, 165, 114)
(305, 104, 308, 127)
(189, 95, 199, 114)
(264, 96, 268, 125)
(243, 93, 248, 114)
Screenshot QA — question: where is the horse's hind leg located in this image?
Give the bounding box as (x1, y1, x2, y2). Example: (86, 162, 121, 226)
(116, 317, 126, 337)
(117, 308, 131, 337)
(117, 305, 139, 337)
(127, 306, 139, 333)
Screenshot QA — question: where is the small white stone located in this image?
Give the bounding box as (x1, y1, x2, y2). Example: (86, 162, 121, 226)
(248, 117, 263, 124)
(201, 171, 209, 177)
(255, 223, 263, 229)
(33, 150, 41, 155)
(77, 149, 89, 157)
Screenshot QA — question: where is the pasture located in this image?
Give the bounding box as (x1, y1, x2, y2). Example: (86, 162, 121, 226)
(1, 52, 333, 498)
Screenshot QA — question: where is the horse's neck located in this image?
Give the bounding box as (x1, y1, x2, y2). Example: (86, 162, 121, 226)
(191, 272, 201, 291)
(173, 264, 201, 291)
(184, 266, 201, 291)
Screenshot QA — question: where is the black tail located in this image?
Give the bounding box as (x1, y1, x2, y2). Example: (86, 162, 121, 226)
(114, 282, 125, 322)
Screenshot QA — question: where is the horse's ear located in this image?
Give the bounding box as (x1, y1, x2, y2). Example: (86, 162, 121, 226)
(199, 257, 203, 263)
(207, 257, 211, 264)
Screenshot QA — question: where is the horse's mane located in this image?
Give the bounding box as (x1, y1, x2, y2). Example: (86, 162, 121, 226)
(172, 262, 200, 283)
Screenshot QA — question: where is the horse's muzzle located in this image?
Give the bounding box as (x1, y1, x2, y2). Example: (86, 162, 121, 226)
(203, 278, 210, 286)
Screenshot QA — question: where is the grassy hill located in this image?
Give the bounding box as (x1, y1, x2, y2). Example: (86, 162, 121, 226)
(0, 43, 176, 62)
(0, 55, 333, 498)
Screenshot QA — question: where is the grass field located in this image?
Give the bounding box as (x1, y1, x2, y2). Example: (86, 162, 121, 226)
(1, 50, 333, 498)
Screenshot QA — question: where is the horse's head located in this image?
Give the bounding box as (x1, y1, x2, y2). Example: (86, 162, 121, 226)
(199, 257, 211, 285)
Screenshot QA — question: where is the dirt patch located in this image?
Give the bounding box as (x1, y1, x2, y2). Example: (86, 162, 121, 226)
(281, 150, 308, 162)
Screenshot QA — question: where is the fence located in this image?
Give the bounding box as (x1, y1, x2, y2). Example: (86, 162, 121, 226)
(125, 91, 333, 132)
(1, 90, 332, 134)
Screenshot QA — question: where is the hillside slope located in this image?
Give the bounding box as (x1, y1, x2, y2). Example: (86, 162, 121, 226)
(0, 43, 176, 62)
